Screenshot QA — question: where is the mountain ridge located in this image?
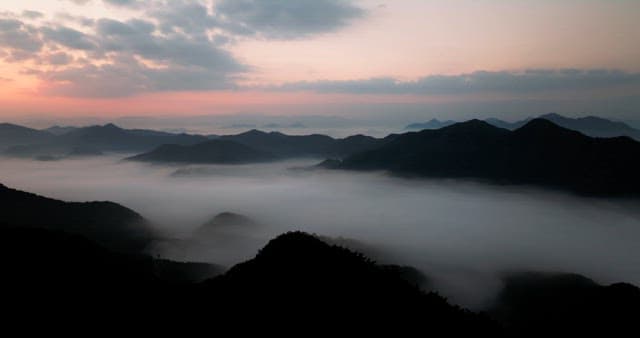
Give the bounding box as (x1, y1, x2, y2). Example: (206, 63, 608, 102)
(406, 113, 640, 140)
(339, 118, 640, 195)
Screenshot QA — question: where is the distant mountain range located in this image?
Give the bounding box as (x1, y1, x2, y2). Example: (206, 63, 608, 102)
(406, 113, 640, 140)
(128, 129, 395, 164)
(0, 122, 207, 158)
(218, 129, 393, 158)
(10, 117, 634, 196)
(340, 119, 640, 195)
(5, 116, 640, 196)
(3, 113, 637, 162)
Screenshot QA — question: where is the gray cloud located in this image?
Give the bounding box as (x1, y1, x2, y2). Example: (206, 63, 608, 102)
(45, 52, 74, 65)
(41, 25, 96, 50)
(151, 0, 218, 36)
(64, 0, 140, 6)
(103, 0, 140, 7)
(0, 18, 43, 54)
(55, 13, 95, 27)
(40, 50, 241, 97)
(94, 17, 245, 76)
(215, 0, 365, 38)
(276, 69, 640, 95)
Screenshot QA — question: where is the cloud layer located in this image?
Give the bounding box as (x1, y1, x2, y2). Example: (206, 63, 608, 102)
(0, 0, 365, 97)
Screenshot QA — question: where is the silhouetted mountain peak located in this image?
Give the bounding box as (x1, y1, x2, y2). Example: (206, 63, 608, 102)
(257, 231, 326, 258)
(515, 118, 582, 137)
(253, 232, 383, 270)
(440, 119, 504, 134)
(240, 129, 269, 136)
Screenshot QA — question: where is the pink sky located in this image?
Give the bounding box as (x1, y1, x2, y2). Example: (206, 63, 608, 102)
(1, 0, 639, 120)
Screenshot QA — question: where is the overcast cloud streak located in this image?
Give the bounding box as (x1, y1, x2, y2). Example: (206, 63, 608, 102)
(274, 69, 640, 95)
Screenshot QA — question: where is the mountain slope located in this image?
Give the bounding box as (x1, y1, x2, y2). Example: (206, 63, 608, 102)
(127, 139, 277, 164)
(340, 119, 640, 195)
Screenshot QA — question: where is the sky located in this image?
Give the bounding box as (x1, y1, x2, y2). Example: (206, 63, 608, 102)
(1, 0, 639, 125)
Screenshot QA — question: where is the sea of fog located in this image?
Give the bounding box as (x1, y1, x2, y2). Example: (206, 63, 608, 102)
(1, 155, 639, 309)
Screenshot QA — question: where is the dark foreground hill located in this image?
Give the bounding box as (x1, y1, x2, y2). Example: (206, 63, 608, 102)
(0, 225, 500, 334)
(338, 119, 640, 195)
(0, 183, 154, 252)
(4, 223, 638, 335)
(490, 272, 640, 337)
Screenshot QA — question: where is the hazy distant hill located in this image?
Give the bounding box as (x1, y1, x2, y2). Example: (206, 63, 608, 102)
(199, 212, 256, 230)
(220, 129, 335, 157)
(405, 118, 457, 130)
(0, 123, 54, 151)
(56, 123, 208, 152)
(127, 139, 277, 164)
(339, 119, 640, 195)
(44, 125, 78, 135)
(1, 123, 207, 158)
(0, 183, 154, 252)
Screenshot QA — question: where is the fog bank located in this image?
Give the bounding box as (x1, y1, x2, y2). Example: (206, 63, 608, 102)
(1, 155, 639, 309)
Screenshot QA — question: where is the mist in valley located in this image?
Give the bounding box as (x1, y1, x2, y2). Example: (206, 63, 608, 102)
(1, 155, 639, 309)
